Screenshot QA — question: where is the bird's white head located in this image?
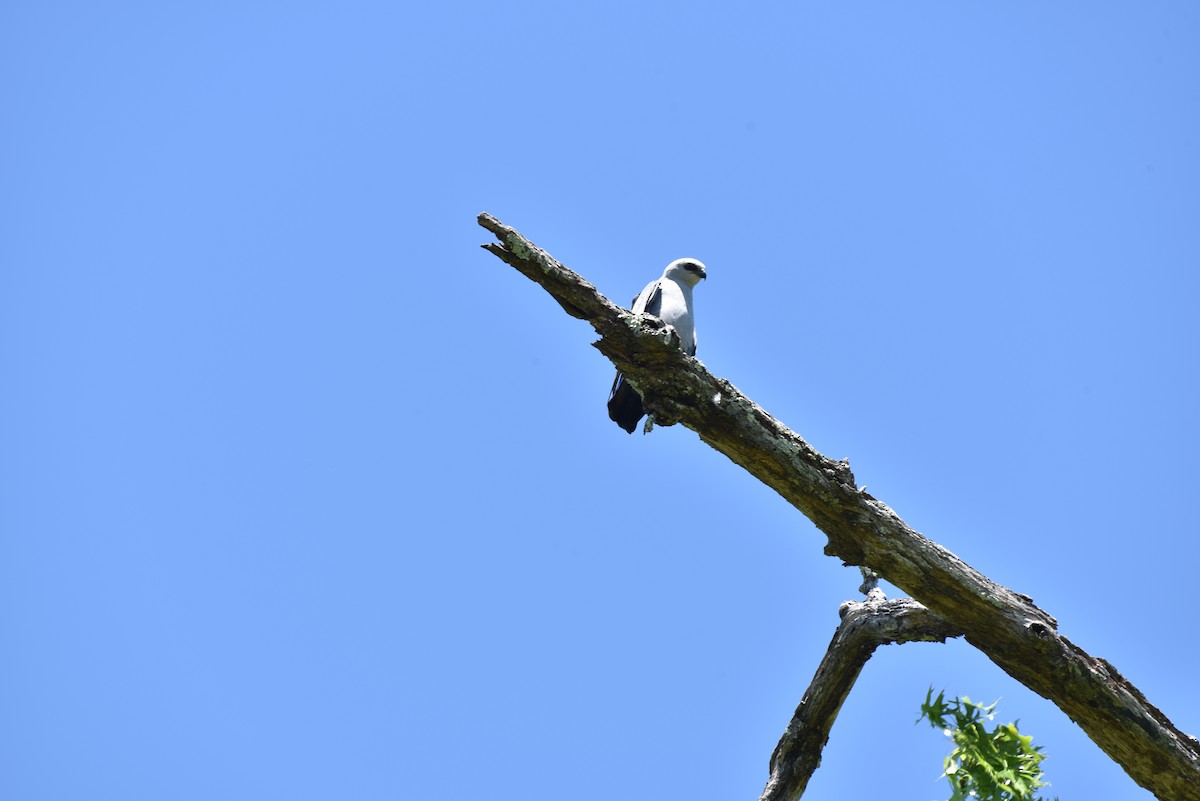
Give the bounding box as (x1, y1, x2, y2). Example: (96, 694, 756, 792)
(663, 258, 707, 288)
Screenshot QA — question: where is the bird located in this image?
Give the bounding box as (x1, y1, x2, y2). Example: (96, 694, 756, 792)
(607, 258, 707, 433)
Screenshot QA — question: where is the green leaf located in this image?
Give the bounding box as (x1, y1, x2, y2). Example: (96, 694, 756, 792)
(920, 693, 1053, 801)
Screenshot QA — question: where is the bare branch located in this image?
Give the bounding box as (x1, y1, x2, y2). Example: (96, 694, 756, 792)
(761, 599, 963, 801)
(478, 213, 1200, 800)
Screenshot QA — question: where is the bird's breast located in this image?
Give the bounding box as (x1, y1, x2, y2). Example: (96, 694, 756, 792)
(657, 282, 695, 354)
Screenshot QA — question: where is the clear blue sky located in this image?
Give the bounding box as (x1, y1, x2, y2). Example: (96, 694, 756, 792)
(3, 2, 1198, 799)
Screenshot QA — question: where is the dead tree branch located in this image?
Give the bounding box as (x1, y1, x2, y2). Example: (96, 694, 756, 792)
(477, 212, 1200, 800)
(761, 597, 963, 801)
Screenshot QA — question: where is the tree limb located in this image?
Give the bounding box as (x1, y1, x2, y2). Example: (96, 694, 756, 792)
(761, 597, 963, 801)
(478, 212, 1200, 800)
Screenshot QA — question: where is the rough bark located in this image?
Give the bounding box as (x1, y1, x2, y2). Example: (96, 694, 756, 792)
(478, 212, 1200, 800)
(761, 597, 963, 801)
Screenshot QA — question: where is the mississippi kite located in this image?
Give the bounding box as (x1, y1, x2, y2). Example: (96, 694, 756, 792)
(607, 258, 707, 433)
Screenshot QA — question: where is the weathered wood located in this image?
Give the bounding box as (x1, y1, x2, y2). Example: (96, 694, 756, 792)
(761, 598, 963, 801)
(478, 212, 1200, 800)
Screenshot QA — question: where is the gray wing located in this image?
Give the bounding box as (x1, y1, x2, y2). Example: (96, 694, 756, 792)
(633, 281, 663, 316)
(608, 280, 664, 434)
(631, 280, 692, 353)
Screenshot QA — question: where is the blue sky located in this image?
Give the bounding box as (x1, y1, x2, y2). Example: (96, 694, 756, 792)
(3, 2, 1198, 799)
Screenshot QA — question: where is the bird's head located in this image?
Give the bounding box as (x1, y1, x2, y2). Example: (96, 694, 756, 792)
(664, 258, 707, 288)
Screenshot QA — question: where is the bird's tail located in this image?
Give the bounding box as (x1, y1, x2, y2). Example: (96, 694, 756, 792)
(607, 372, 643, 434)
